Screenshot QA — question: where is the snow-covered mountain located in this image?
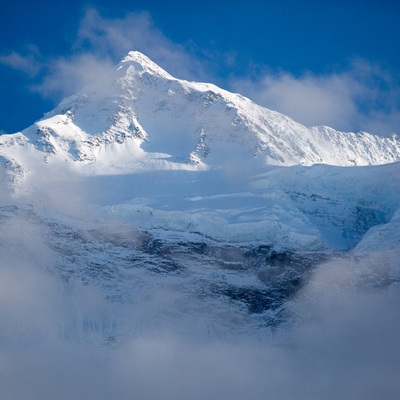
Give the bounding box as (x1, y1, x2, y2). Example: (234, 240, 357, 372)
(0, 51, 400, 341)
(1, 51, 399, 175)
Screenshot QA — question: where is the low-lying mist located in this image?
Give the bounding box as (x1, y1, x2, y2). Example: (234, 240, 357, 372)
(0, 208, 399, 400)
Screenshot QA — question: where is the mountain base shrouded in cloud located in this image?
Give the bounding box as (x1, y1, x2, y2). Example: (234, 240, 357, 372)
(0, 52, 400, 399)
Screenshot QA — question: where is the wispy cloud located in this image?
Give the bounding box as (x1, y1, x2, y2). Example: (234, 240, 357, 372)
(0, 47, 42, 77)
(32, 53, 115, 98)
(231, 59, 400, 136)
(74, 8, 210, 81)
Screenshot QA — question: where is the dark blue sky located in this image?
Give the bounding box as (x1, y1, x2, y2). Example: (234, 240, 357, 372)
(1, 0, 399, 135)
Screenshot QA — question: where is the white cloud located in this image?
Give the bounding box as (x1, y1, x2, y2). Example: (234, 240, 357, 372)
(0, 50, 41, 77)
(231, 60, 400, 136)
(233, 71, 357, 127)
(73, 8, 212, 82)
(33, 53, 115, 98)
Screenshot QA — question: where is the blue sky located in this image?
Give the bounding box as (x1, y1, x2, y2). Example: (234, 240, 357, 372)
(0, 0, 399, 135)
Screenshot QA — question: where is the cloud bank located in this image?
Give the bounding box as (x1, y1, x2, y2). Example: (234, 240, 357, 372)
(231, 59, 400, 136)
(0, 207, 399, 399)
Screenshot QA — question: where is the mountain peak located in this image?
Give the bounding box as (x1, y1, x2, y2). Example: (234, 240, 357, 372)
(118, 51, 174, 80)
(5, 51, 400, 172)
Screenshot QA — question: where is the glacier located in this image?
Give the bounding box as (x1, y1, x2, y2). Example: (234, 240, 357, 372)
(0, 51, 400, 399)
